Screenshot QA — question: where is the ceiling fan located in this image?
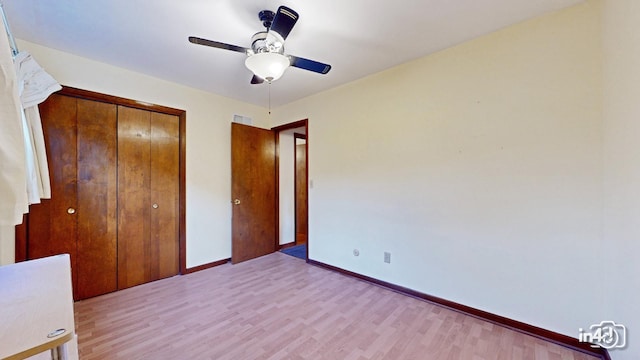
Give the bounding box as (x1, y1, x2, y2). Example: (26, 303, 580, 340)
(189, 6, 331, 84)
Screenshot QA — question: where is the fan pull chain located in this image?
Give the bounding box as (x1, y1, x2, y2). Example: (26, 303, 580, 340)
(268, 82, 272, 115)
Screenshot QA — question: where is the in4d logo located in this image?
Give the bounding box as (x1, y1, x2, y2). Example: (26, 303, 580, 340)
(579, 321, 627, 350)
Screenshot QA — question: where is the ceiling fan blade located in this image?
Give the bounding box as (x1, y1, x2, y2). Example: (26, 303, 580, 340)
(269, 6, 299, 40)
(289, 55, 332, 74)
(250, 75, 264, 84)
(188, 36, 248, 54)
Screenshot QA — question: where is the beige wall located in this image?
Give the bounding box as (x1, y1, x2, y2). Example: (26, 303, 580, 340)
(0, 40, 270, 268)
(275, 0, 604, 340)
(602, 0, 640, 358)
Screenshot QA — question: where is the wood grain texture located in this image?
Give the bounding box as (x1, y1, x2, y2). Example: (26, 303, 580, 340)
(58, 86, 185, 116)
(28, 94, 79, 296)
(271, 119, 308, 132)
(76, 98, 118, 299)
(308, 259, 610, 359)
(117, 106, 152, 289)
(231, 123, 277, 263)
(150, 111, 180, 280)
(74, 253, 601, 360)
(178, 110, 187, 274)
(53, 86, 188, 275)
(14, 215, 27, 262)
(20, 87, 186, 300)
(118, 106, 180, 289)
(28, 94, 120, 300)
(295, 136, 307, 245)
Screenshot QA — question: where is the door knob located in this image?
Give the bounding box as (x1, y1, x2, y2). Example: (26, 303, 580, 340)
(67, 208, 76, 214)
(233, 199, 241, 205)
(152, 203, 159, 209)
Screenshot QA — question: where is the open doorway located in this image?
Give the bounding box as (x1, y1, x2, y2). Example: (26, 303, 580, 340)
(294, 133, 307, 246)
(272, 120, 308, 260)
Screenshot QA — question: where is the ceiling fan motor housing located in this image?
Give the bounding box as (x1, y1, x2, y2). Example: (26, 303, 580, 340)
(259, 10, 275, 29)
(250, 31, 285, 55)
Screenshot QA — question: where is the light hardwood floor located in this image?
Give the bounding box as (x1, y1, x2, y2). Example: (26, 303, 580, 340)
(74, 252, 599, 360)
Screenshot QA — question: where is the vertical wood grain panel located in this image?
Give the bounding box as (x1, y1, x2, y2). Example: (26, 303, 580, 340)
(294, 138, 307, 244)
(41, 87, 185, 276)
(14, 215, 27, 262)
(21, 87, 185, 299)
(150, 112, 180, 280)
(231, 123, 277, 263)
(178, 112, 187, 274)
(28, 94, 79, 295)
(76, 99, 118, 299)
(118, 106, 151, 289)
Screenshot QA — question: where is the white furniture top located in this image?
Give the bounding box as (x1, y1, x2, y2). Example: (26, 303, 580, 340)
(0, 254, 76, 360)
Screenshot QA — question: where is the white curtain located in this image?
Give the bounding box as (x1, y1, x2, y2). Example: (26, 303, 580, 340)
(0, 17, 27, 226)
(1, 18, 60, 226)
(24, 106, 51, 201)
(15, 51, 59, 203)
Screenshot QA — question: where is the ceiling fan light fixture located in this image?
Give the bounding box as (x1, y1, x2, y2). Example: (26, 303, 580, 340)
(189, 6, 331, 84)
(245, 52, 290, 82)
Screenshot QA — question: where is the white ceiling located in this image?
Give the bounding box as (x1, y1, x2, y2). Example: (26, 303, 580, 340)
(2, 0, 583, 108)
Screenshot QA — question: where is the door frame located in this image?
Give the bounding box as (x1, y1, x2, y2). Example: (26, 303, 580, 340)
(15, 86, 188, 274)
(293, 132, 307, 246)
(271, 119, 309, 261)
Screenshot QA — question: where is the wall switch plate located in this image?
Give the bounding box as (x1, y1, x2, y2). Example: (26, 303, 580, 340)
(384, 252, 391, 263)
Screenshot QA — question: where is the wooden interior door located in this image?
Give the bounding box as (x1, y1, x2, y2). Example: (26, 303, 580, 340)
(231, 123, 277, 263)
(118, 106, 179, 288)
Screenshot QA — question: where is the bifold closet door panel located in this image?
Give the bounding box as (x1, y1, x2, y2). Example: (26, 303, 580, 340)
(150, 112, 180, 280)
(76, 99, 118, 299)
(28, 94, 79, 292)
(118, 106, 180, 288)
(118, 106, 152, 289)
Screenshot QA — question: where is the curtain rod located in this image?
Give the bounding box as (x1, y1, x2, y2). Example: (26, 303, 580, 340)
(0, 2, 19, 56)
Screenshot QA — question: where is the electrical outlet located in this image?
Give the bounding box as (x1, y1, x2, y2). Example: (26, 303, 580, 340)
(384, 252, 391, 264)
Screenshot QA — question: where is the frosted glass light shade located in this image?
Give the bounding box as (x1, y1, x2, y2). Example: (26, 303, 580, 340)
(245, 52, 290, 82)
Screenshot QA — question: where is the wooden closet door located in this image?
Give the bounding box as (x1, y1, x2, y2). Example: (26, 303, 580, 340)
(20, 87, 184, 299)
(28, 94, 79, 294)
(118, 107, 179, 289)
(118, 106, 152, 289)
(28, 95, 119, 300)
(150, 112, 180, 279)
(76, 99, 118, 299)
